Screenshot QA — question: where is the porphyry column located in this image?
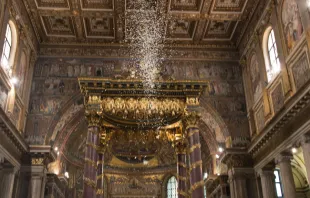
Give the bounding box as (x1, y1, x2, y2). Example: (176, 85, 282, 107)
(84, 111, 101, 198)
(184, 111, 204, 198)
(175, 142, 188, 198)
(96, 148, 105, 198)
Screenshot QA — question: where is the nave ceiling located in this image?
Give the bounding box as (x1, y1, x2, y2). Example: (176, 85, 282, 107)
(20, 0, 258, 49)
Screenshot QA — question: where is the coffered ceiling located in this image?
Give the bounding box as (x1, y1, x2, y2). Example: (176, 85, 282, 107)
(22, 0, 258, 48)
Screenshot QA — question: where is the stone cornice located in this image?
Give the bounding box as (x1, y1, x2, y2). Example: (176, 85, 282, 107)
(0, 107, 28, 154)
(249, 81, 310, 169)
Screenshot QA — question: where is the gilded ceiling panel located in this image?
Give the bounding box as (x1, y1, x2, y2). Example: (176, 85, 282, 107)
(80, 0, 114, 10)
(83, 17, 115, 38)
(168, 0, 203, 12)
(211, 0, 247, 12)
(34, 0, 70, 9)
(41, 15, 76, 37)
(20, 0, 259, 50)
(166, 19, 197, 40)
(203, 20, 237, 40)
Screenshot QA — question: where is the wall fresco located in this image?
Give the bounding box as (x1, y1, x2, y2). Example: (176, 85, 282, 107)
(282, 0, 303, 53)
(255, 104, 265, 133)
(292, 53, 310, 90)
(271, 82, 285, 114)
(8, 101, 21, 129)
(249, 53, 262, 102)
(26, 58, 246, 145)
(0, 81, 8, 110)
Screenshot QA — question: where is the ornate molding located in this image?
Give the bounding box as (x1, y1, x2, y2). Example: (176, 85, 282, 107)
(275, 152, 293, 164)
(249, 83, 310, 157)
(39, 46, 240, 61)
(31, 157, 44, 165)
(84, 177, 96, 189)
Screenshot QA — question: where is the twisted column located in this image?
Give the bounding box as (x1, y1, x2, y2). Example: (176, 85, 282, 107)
(84, 111, 101, 198)
(175, 142, 188, 198)
(184, 111, 204, 198)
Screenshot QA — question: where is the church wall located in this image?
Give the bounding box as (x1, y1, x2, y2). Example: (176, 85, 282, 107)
(240, 0, 310, 140)
(239, 0, 310, 194)
(0, 0, 38, 134)
(25, 58, 247, 147)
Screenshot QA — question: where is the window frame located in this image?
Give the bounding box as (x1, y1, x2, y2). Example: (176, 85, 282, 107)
(167, 176, 178, 198)
(274, 169, 284, 198)
(1, 20, 18, 77)
(1, 23, 12, 68)
(262, 27, 281, 83)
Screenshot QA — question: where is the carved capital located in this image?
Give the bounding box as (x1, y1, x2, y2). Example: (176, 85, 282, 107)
(31, 157, 44, 165)
(85, 110, 102, 127)
(222, 153, 253, 169)
(175, 142, 187, 154)
(299, 134, 310, 146)
(186, 97, 200, 106)
(275, 152, 293, 164)
(183, 111, 201, 129)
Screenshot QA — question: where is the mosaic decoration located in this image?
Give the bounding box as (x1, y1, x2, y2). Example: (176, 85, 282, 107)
(271, 82, 285, 114)
(282, 0, 303, 53)
(292, 52, 310, 90)
(249, 53, 262, 102)
(255, 104, 265, 133)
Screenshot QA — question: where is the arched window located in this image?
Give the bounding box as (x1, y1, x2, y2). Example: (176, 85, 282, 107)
(274, 169, 283, 198)
(204, 185, 207, 198)
(1, 21, 17, 77)
(167, 176, 177, 198)
(266, 29, 280, 82)
(1, 24, 12, 68)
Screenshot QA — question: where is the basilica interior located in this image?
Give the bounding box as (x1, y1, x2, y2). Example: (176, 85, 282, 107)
(1, 0, 310, 198)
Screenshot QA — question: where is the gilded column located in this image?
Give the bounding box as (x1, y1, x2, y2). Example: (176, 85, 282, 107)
(84, 111, 101, 198)
(184, 111, 204, 198)
(275, 153, 296, 198)
(175, 142, 188, 198)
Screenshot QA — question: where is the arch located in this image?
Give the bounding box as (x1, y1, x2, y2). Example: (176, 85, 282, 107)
(162, 174, 178, 198)
(1, 20, 18, 76)
(262, 26, 280, 82)
(200, 98, 229, 142)
(44, 92, 84, 145)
